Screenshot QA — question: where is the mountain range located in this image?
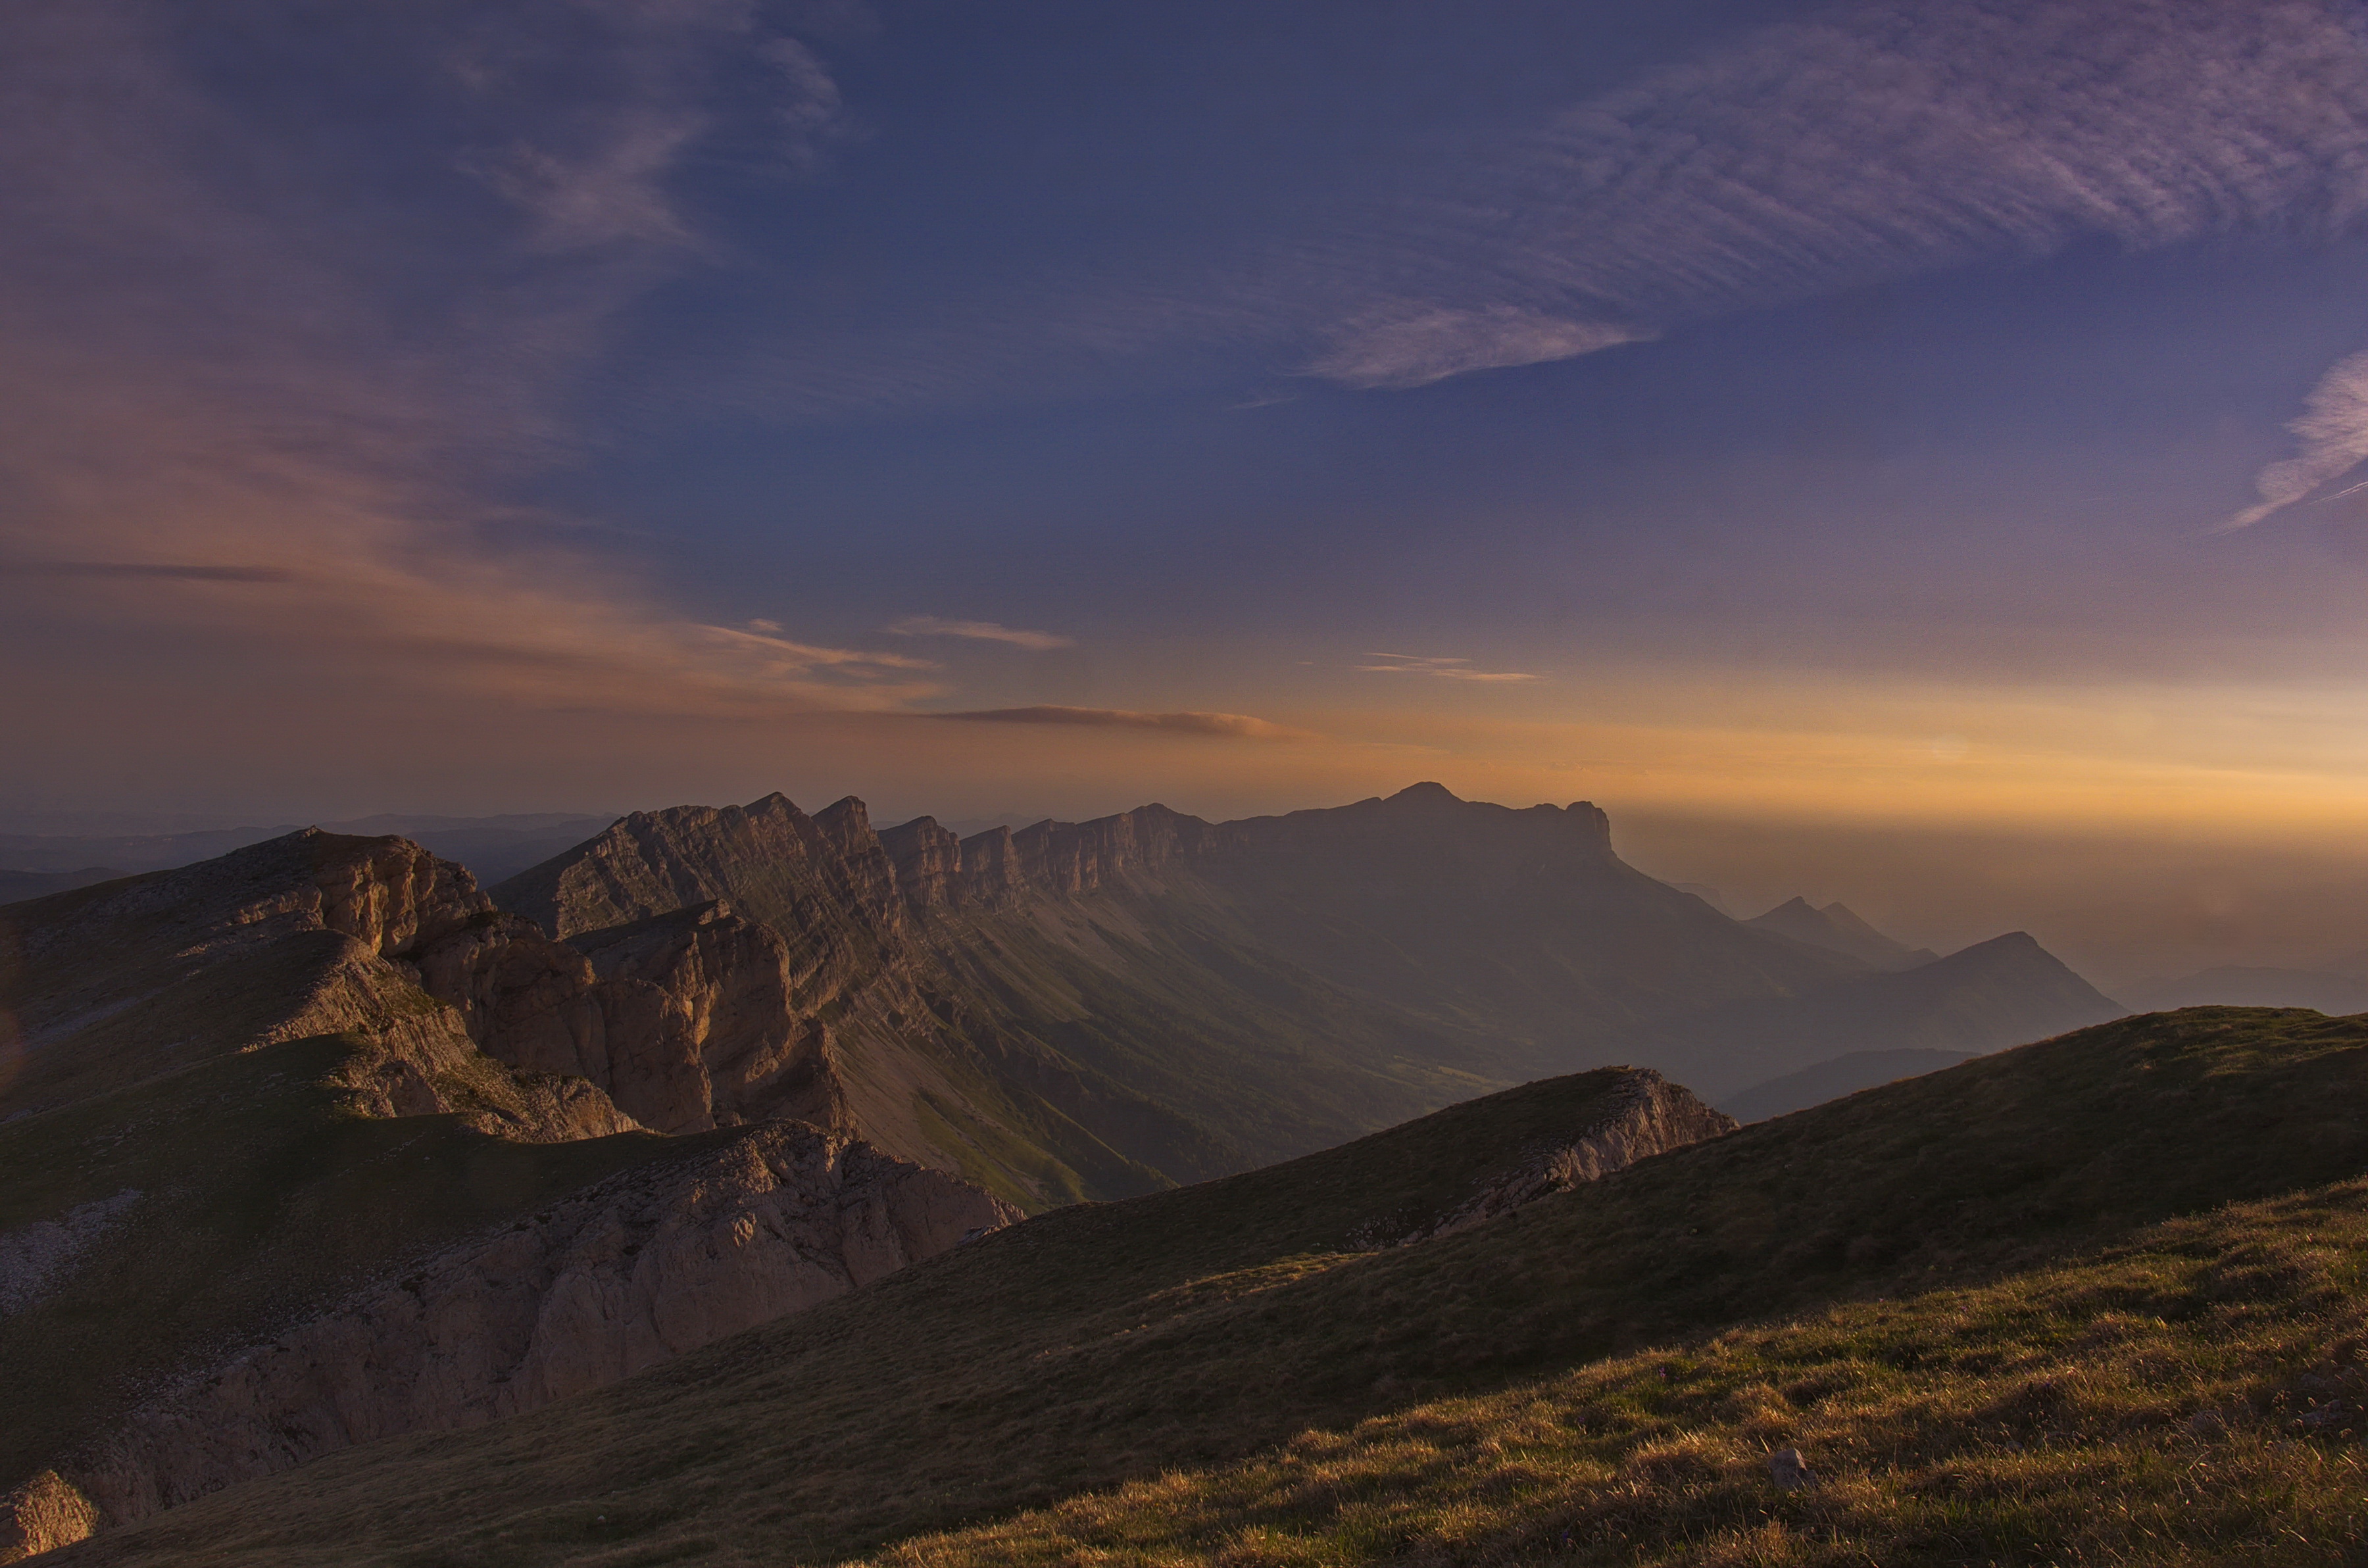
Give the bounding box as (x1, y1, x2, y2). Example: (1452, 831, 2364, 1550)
(0, 782, 2135, 1558)
(466, 783, 2123, 1200)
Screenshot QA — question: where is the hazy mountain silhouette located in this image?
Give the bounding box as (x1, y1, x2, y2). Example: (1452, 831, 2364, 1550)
(1744, 895, 1938, 970)
(1719, 1046, 1979, 1121)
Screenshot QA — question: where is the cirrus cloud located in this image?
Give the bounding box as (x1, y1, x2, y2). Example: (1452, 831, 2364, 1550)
(1357, 653, 1544, 684)
(928, 706, 1308, 740)
(885, 615, 1075, 650)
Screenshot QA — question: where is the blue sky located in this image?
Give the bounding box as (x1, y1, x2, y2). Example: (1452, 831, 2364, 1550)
(10, 0, 2368, 975)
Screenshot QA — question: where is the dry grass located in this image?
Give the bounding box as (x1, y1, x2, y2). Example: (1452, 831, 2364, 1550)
(60, 1008, 2368, 1567)
(870, 1181, 2368, 1567)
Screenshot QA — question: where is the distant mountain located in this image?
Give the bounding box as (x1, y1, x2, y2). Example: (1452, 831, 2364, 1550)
(1718, 1046, 1979, 1122)
(2120, 965, 2368, 1017)
(1608, 930, 2125, 1100)
(1744, 895, 1937, 970)
(487, 783, 1872, 1204)
(0, 812, 614, 884)
(1664, 880, 1737, 916)
(0, 866, 119, 904)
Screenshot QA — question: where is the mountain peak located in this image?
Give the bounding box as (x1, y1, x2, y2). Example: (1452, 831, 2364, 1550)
(1388, 781, 1463, 805)
(1746, 895, 1935, 972)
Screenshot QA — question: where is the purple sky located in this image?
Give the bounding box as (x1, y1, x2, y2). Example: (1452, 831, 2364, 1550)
(9, 0, 2368, 981)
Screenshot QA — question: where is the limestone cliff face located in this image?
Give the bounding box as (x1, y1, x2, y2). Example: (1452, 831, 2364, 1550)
(410, 902, 847, 1136)
(1407, 1069, 1738, 1242)
(881, 787, 1616, 913)
(51, 1124, 1018, 1537)
(509, 784, 1620, 930)
(496, 792, 908, 950)
(0, 831, 639, 1143)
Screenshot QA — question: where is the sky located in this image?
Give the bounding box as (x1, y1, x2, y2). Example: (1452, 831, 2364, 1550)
(9, 0, 2368, 983)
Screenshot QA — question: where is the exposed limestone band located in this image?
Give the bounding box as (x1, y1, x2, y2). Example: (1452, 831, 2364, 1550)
(1402, 1069, 1737, 1243)
(11, 1123, 1014, 1554)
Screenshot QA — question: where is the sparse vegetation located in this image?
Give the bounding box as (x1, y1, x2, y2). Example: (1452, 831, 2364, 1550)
(0, 1029, 683, 1496)
(871, 1179, 2368, 1567)
(61, 1007, 2368, 1567)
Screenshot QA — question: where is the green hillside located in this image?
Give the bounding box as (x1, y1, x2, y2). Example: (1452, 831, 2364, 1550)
(66, 1006, 2368, 1567)
(0, 1030, 678, 1503)
(876, 1177, 2368, 1567)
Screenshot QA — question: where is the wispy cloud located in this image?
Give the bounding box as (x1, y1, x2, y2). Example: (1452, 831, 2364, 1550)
(1358, 653, 1544, 684)
(931, 706, 1306, 739)
(706, 0, 2368, 410)
(1302, 0, 2368, 388)
(0, 1, 893, 727)
(885, 615, 1075, 651)
(2224, 349, 2368, 530)
(1307, 306, 1650, 391)
(470, 112, 708, 252)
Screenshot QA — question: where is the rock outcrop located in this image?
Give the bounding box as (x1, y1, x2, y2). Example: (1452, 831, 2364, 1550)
(408, 901, 846, 1135)
(49, 1123, 1014, 1536)
(1406, 1069, 1738, 1242)
(0, 830, 641, 1142)
(0, 1194, 139, 1317)
(0, 1474, 97, 1564)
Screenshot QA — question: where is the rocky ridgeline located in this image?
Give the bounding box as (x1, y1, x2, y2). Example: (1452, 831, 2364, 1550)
(452, 783, 1633, 1183)
(3, 829, 637, 1142)
(496, 783, 1619, 937)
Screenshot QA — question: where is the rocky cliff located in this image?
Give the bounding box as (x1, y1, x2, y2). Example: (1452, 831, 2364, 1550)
(0, 834, 1020, 1563)
(0, 829, 639, 1141)
(33, 1123, 1014, 1541)
(408, 900, 847, 1136)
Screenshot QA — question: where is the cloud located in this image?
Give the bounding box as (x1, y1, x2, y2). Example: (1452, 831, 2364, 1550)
(885, 615, 1075, 650)
(1357, 653, 1544, 684)
(710, 0, 2368, 411)
(2224, 349, 2368, 529)
(758, 36, 851, 170)
(930, 706, 1306, 739)
(1307, 306, 1650, 390)
(0, 1, 898, 728)
(0, 561, 300, 583)
(470, 112, 708, 251)
(1310, 0, 2368, 389)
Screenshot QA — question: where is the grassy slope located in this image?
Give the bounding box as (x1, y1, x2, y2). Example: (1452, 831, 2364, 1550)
(0, 1025, 688, 1495)
(876, 1180, 2368, 1567)
(61, 1067, 1650, 1567)
(920, 889, 1508, 1180)
(64, 1007, 2368, 1568)
(0, 862, 709, 1496)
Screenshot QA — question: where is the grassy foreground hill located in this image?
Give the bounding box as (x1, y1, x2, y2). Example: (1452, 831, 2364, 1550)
(61, 1005, 2368, 1567)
